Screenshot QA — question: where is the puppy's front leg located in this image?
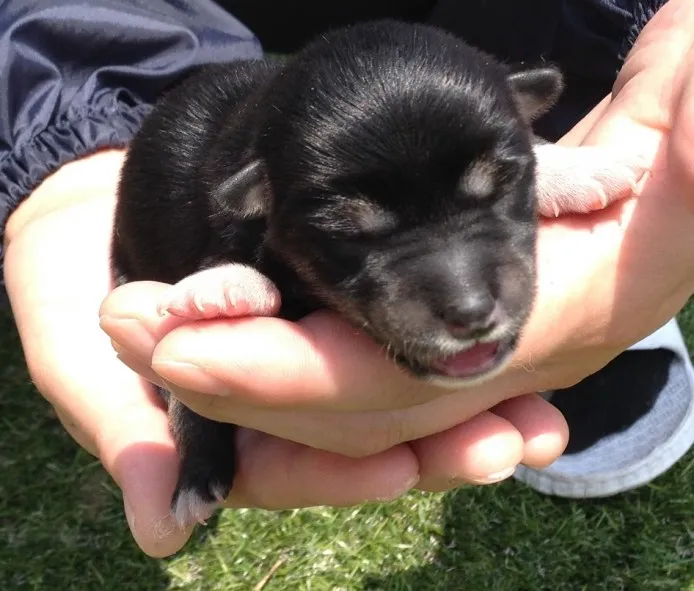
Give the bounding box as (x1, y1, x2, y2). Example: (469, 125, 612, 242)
(165, 392, 238, 529)
(154, 263, 280, 528)
(534, 144, 650, 217)
(157, 262, 281, 320)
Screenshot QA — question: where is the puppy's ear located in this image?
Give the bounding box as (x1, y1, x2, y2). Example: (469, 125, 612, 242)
(507, 67, 563, 122)
(211, 159, 270, 220)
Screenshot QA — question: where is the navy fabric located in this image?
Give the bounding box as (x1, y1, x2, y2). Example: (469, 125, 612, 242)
(215, 0, 436, 53)
(428, 0, 668, 139)
(0, 0, 669, 302)
(0, 0, 262, 301)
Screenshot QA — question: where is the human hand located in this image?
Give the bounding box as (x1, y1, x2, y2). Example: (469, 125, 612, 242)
(100, 0, 694, 511)
(548, 0, 694, 348)
(4, 150, 440, 557)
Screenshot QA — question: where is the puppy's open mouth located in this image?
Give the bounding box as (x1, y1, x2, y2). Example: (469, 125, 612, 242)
(429, 336, 515, 379)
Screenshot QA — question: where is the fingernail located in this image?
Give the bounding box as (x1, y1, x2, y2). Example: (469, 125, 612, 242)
(116, 352, 167, 388)
(100, 316, 156, 360)
(374, 473, 421, 502)
(474, 465, 517, 484)
(155, 361, 231, 395)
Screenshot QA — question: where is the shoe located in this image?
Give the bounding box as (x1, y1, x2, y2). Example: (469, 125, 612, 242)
(513, 318, 694, 498)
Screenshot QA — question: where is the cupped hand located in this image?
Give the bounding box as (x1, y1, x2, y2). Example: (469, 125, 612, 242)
(101, 0, 694, 503)
(2, 151, 434, 557)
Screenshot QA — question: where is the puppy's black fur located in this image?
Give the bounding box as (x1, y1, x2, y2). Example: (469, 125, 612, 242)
(112, 20, 562, 521)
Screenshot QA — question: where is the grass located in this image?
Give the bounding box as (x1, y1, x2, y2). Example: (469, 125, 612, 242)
(1, 305, 693, 591)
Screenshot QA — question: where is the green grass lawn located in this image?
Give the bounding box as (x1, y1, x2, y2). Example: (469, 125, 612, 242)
(1, 306, 693, 591)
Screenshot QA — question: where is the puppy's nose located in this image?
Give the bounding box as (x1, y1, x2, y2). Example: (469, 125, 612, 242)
(442, 291, 498, 339)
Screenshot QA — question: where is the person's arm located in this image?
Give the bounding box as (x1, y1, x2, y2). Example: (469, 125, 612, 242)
(0, 0, 262, 301)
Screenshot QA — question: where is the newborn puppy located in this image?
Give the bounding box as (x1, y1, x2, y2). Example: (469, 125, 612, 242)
(111, 20, 645, 527)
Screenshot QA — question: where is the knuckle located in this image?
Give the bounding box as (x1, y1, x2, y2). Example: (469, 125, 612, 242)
(339, 411, 410, 458)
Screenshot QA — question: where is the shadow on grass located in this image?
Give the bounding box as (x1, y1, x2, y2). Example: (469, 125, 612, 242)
(363, 465, 694, 590)
(0, 312, 220, 590)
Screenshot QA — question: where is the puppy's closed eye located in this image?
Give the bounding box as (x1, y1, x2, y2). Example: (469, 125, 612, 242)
(307, 196, 398, 236)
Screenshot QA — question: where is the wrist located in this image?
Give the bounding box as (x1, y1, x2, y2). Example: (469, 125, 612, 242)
(4, 149, 125, 248)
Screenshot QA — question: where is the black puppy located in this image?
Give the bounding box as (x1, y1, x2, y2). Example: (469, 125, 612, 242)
(111, 20, 644, 526)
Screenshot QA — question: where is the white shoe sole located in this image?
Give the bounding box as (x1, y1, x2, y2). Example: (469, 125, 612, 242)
(514, 318, 694, 498)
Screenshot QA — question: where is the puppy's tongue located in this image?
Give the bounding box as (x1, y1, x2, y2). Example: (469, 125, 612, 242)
(433, 342, 500, 378)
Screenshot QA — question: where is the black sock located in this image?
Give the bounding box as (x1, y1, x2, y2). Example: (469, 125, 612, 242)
(549, 349, 675, 454)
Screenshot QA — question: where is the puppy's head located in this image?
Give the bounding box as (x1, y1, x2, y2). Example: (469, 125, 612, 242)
(224, 22, 562, 385)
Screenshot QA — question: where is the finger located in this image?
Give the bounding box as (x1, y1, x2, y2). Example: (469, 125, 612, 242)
(410, 411, 524, 492)
(115, 349, 167, 389)
(153, 311, 416, 410)
(490, 393, 569, 468)
(106, 277, 621, 418)
(668, 43, 694, 208)
(157, 382, 397, 456)
(580, 1, 694, 154)
(160, 379, 507, 458)
(102, 284, 537, 459)
(150, 373, 524, 459)
(100, 281, 190, 362)
(100, 250, 611, 424)
(557, 95, 611, 146)
(95, 389, 196, 557)
(101, 281, 441, 412)
(226, 430, 420, 509)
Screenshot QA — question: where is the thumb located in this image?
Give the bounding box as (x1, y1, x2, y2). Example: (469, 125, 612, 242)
(95, 382, 196, 557)
(579, 0, 694, 154)
(6, 267, 193, 556)
(668, 44, 694, 210)
(18, 315, 194, 556)
(52, 385, 193, 558)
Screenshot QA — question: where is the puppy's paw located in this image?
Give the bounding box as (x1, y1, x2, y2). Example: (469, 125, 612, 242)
(534, 144, 650, 217)
(170, 457, 235, 529)
(157, 263, 281, 319)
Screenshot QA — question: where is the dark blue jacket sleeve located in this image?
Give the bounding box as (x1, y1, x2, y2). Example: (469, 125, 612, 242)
(0, 0, 262, 300)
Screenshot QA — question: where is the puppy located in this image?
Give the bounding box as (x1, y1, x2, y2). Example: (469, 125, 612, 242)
(111, 20, 646, 527)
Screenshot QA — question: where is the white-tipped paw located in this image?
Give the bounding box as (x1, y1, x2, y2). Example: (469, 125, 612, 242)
(157, 263, 281, 320)
(171, 488, 218, 529)
(534, 144, 650, 218)
(170, 482, 229, 530)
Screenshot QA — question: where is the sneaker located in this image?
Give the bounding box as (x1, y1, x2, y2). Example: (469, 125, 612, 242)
(514, 318, 694, 498)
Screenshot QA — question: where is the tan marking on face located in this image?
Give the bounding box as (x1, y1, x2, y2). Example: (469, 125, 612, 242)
(460, 159, 496, 199)
(339, 197, 397, 233)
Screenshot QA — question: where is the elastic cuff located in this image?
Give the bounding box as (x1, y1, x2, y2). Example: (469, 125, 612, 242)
(0, 100, 152, 305)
